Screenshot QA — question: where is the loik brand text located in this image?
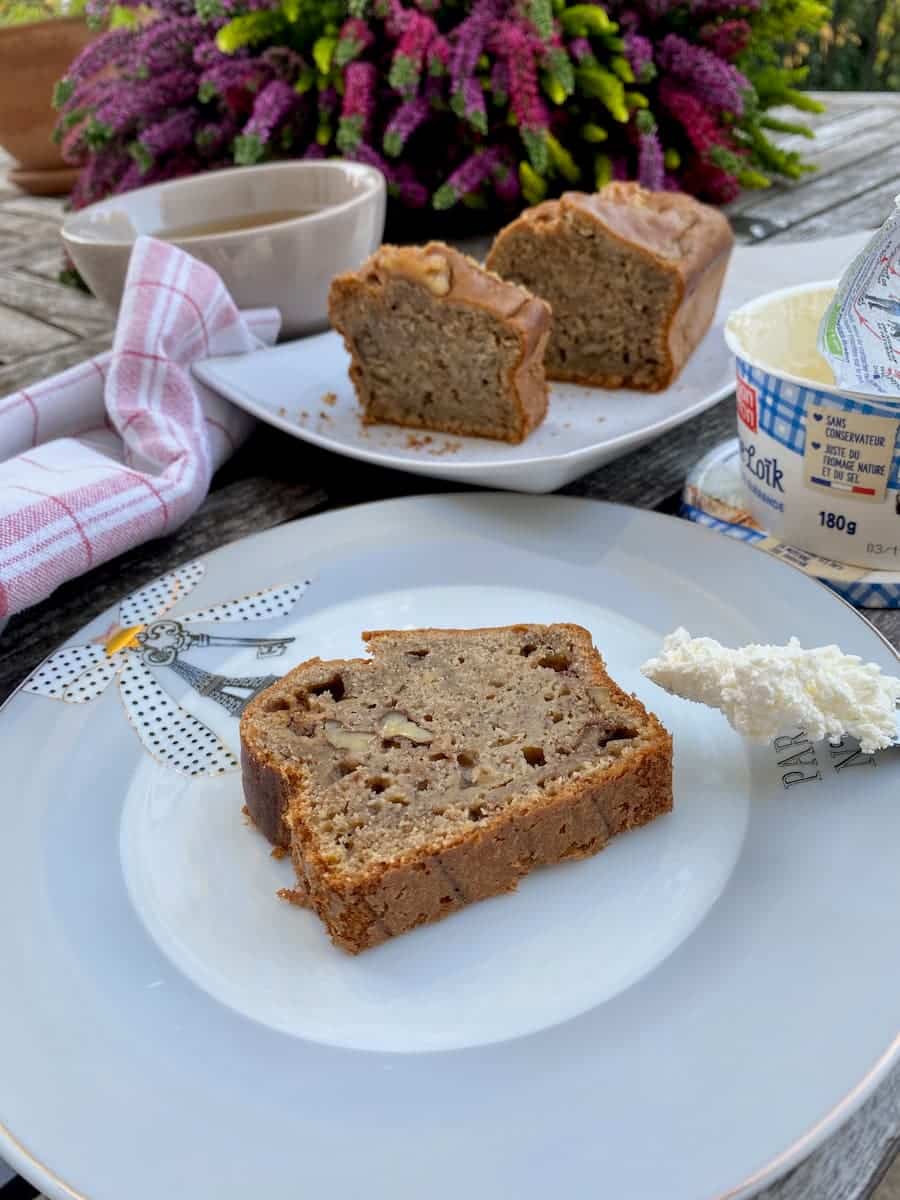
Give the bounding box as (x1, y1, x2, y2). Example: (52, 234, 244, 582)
(740, 438, 785, 493)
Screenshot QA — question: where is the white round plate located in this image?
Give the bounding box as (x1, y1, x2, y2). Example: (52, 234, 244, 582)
(193, 234, 871, 493)
(1, 494, 899, 1200)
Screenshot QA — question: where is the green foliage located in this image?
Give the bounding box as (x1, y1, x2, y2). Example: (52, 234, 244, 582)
(754, 0, 900, 92)
(0, 0, 85, 25)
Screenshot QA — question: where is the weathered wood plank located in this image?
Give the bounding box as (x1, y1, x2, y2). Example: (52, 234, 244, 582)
(786, 171, 900, 240)
(0, 268, 111, 337)
(731, 140, 900, 235)
(0, 331, 112, 391)
(0, 300, 75, 362)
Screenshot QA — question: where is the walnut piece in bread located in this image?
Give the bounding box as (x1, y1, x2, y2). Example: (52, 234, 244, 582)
(329, 242, 551, 443)
(240, 624, 673, 953)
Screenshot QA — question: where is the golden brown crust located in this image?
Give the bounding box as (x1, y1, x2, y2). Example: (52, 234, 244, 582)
(328, 242, 551, 443)
(486, 183, 733, 390)
(241, 624, 673, 953)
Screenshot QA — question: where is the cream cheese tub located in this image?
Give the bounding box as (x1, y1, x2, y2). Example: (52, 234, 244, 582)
(725, 281, 900, 571)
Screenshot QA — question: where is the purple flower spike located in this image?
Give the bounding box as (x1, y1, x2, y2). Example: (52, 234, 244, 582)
(492, 156, 521, 205)
(453, 76, 487, 133)
(394, 162, 429, 207)
(244, 79, 296, 140)
(450, 0, 498, 93)
(692, 0, 760, 14)
(496, 21, 547, 134)
(700, 18, 752, 61)
(338, 62, 378, 154)
(384, 96, 430, 156)
(352, 141, 393, 179)
(134, 16, 201, 75)
(658, 32, 749, 114)
(490, 59, 509, 100)
(64, 27, 133, 90)
(94, 68, 197, 137)
(389, 11, 436, 95)
(433, 146, 500, 208)
(637, 130, 664, 190)
(624, 32, 654, 81)
(335, 16, 374, 68)
(136, 109, 198, 166)
(568, 37, 592, 64)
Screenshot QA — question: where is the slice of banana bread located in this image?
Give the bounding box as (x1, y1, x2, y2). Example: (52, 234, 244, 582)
(486, 183, 733, 391)
(240, 624, 673, 953)
(328, 242, 551, 443)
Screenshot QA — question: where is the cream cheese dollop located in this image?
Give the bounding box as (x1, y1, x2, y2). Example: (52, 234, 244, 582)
(641, 628, 900, 754)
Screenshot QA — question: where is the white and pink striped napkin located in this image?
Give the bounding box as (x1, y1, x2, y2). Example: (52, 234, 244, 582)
(0, 236, 280, 620)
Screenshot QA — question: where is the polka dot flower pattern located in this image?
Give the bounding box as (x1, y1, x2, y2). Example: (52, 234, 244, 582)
(24, 560, 310, 776)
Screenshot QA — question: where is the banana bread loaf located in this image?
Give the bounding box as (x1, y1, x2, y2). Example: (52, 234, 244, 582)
(240, 624, 673, 953)
(328, 242, 551, 443)
(486, 183, 733, 391)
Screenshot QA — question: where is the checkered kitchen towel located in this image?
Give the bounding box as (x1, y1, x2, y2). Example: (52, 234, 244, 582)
(0, 236, 280, 619)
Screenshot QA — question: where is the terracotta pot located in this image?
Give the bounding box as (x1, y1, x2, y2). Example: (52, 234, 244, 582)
(0, 15, 94, 188)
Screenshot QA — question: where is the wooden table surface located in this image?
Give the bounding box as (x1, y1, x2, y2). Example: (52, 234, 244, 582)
(2, 91, 900, 1200)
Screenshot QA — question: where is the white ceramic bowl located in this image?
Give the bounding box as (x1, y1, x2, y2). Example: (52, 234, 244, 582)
(61, 161, 386, 338)
(725, 280, 900, 571)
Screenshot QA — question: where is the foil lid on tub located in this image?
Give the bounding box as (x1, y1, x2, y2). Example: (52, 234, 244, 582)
(818, 196, 900, 398)
(725, 279, 900, 573)
(681, 439, 900, 609)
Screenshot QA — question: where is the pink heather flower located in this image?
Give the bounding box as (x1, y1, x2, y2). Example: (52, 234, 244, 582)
(338, 62, 377, 153)
(495, 21, 547, 133)
(658, 77, 731, 156)
(427, 34, 451, 75)
(389, 11, 436, 94)
(335, 17, 374, 67)
(637, 130, 664, 190)
(682, 156, 740, 203)
(379, 0, 411, 40)
(384, 96, 430, 156)
(624, 32, 654, 81)
(700, 18, 752, 61)
(342, 60, 377, 122)
(658, 32, 749, 114)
